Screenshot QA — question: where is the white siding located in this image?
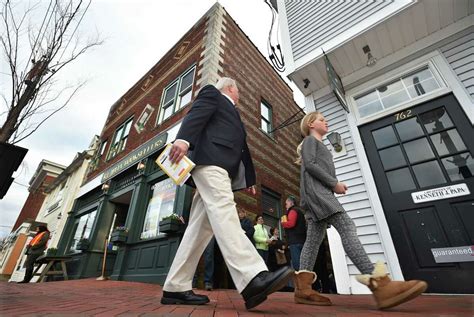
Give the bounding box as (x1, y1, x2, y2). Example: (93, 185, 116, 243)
(441, 29, 474, 99)
(285, 1, 395, 60)
(313, 93, 389, 289)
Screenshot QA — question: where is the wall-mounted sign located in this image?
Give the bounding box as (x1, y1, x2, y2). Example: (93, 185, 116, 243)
(411, 183, 470, 204)
(102, 132, 168, 182)
(431, 245, 474, 263)
(323, 51, 349, 113)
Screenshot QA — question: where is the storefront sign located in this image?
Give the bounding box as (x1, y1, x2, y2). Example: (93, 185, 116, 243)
(411, 183, 470, 204)
(102, 132, 168, 182)
(431, 246, 474, 263)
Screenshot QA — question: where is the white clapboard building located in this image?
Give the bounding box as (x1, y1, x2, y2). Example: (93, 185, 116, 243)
(272, 0, 473, 294)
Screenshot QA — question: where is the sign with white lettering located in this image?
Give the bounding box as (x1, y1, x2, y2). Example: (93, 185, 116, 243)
(102, 132, 167, 182)
(431, 245, 474, 263)
(411, 183, 470, 204)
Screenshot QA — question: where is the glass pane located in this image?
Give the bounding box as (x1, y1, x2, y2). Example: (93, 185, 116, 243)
(386, 167, 416, 193)
(179, 90, 192, 108)
(372, 125, 398, 148)
(355, 90, 378, 107)
(419, 107, 453, 133)
(403, 138, 435, 164)
(163, 82, 178, 105)
(441, 153, 474, 181)
(379, 146, 406, 170)
(70, 210, 97, 252)
(412, 160, 447, 187)
(113, 126, 123, 145)
(100, 141, 107, 156)
(358, 100, 383, 117)
(261, 103, 270, 120)
(123, 119, 133, 137)
(395, 117, 424, 141)
(403, 68, 440, 98)
(261, 119, 271, 133)
(430, 129, 467, 157)
(379, 81, 410, 109)
(141, 178, 177, 239)
(180, 69, 195, 92)
(162, 103, 174, 121)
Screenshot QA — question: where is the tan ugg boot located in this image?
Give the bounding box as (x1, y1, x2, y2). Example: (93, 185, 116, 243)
(356, 261, 428, 310)
(294, 270, 332, 306)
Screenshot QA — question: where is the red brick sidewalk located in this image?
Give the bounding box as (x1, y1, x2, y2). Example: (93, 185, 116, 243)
(1, 279, 472, 316)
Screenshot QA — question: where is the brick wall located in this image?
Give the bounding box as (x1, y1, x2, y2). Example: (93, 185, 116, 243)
(220, 12, 302, 218)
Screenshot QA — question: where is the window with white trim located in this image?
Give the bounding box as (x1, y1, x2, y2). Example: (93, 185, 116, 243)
(354, 66, 443, 119)
(107, 117, 133, 160)
(157, 67, 195, 124)
(260, 100, 273, 135)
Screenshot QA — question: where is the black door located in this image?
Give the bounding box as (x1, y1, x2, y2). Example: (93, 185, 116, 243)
(359, 94, 473, 293)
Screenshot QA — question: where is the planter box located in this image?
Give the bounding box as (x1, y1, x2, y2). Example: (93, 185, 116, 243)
(159, 219, 184, 234)
(110, 231, 128, 244)
(76, 240, 90, 251)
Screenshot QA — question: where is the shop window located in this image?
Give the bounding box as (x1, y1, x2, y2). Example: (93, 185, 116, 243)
(157, 66, 196, 124)
(140, 178, 177, 239)
(355, 66, 442, 118)
(260, 100, 273, 135)
(107, 117, 133, 160)
(69, 209, 97, 252)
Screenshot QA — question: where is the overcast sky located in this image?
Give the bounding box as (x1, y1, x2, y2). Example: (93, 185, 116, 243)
(0, 0, 304, 238)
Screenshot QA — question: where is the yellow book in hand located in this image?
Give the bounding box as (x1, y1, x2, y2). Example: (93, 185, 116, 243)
(155, 143, 195, 186)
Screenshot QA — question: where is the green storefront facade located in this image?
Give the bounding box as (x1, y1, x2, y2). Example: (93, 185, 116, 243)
(57, 129, 193, 284)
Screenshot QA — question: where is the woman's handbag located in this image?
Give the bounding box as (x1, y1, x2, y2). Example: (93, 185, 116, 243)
(275, 250, 287, 265)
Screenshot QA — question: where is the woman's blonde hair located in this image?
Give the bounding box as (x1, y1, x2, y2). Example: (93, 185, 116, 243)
(295, 111, 322, 165)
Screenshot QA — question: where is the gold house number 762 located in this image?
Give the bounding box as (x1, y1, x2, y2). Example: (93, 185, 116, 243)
(394, 109, 412, 121)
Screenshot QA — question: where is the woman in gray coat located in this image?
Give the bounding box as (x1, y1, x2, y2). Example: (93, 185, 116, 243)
(293, 111, 427, 310)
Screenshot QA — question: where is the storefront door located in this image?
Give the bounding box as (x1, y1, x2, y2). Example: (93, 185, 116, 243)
(359, 94, 473, 293)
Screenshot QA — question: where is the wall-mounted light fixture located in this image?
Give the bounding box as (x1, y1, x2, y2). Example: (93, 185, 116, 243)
(363, 45, 377, 67)
(327, 131, 347, 157)
(101, 182, 110, 193)
(303, 78, 310, 89)
(136, 161, 146, 171)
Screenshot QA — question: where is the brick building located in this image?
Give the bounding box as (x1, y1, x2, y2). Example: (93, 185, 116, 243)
(56, 3, 302, 285)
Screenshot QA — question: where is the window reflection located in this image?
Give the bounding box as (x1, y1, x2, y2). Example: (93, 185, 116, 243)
(442, 153, 473, 181)
(412, 161, 446, 187)
(395, 117, 424, 141)
(430, 129, 467, 157)
(419, 107, 453, 133)
(379, 146, 406, 170)
(372, 125, 398, 149)
(403, 138, 435, 164)
(386, 168, 416, 193)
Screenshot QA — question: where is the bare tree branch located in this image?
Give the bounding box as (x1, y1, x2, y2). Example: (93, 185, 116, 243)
(0, 0, 102, 143)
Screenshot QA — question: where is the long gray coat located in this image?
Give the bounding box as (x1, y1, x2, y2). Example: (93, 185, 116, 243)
(300, 136, 344, 221)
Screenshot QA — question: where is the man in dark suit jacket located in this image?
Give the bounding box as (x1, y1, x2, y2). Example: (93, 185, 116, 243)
(161, 78, 293, 310)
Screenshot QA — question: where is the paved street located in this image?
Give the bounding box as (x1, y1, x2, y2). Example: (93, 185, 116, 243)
(0, 279, 472, 316)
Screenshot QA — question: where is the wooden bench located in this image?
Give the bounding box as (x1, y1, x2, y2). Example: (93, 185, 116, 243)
(33, 255, 71, 283)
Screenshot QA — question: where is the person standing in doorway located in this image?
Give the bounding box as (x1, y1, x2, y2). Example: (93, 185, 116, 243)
(18, 225, 50, 283)
(294, 111, 427, 309)
(253, 215, 271, 263)
(281, 195, 306, 271)
(160, 78, 293, 310)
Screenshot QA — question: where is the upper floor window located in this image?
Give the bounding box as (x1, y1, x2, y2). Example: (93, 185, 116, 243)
(354, 66, 443, 119)
(157, 67, 195, 124)
(99, 140, 108, 157)
(260, 100, 273, 135)
(107, 117, 133, 160)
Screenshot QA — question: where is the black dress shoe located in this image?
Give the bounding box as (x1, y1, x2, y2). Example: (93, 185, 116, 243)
(161, 290, 210, 305)
(241, 266, 294, 309)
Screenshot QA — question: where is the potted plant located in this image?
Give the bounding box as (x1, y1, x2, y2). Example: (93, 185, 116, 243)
(46, 247, 58, 256)
(110, 226, 128, 244)
(76, 238, 90, 251)
(159, 213, 185, 234)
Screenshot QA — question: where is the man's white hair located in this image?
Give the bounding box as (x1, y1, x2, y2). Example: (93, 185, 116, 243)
(215, 77, 237, 91)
